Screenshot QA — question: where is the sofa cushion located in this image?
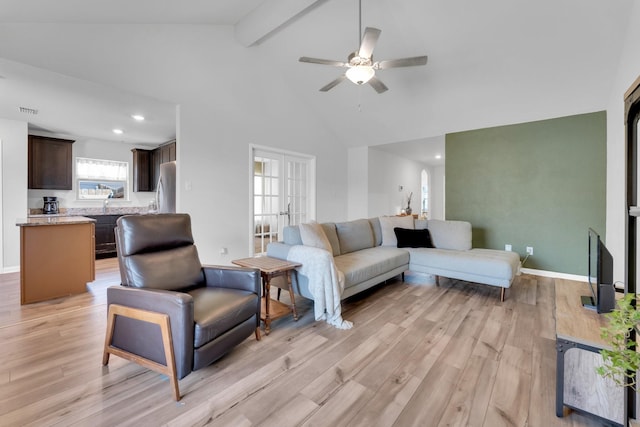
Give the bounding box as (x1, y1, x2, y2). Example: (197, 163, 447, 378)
(189, 287, 258, 348)
(409, 248, 519, 284)
(335, 247, 410, 288)
(335, 219, 374, 254)
(321, 223, 341, 256)
(427, 219, 472, 250)
(368, 217, 383, 246)
(283, 223, 340, 256)
(394, 227, 435, 248)
(299, 222, 333, 253)
(379, 216, 414, 246)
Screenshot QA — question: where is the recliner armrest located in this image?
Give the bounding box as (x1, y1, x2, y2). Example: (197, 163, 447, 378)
(106, 286, 194, 379)
(202, 265, 260, 295)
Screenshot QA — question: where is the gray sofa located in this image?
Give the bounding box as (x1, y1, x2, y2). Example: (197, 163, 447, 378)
(266, 217, 520, 302)
(268, 218, 409, 300)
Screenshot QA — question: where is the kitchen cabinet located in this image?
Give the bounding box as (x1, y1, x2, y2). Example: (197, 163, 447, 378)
(132, 140, 176, 192)
(28, 135, 74, 190)
(17, 216, 95, 304)
(159, 139, 176, 163)
(131, 149, 153, 192)
(86, 214, 124, 259)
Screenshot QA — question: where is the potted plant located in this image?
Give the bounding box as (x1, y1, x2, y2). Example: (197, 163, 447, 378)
(405, 192, 413, 215)
(598, 293, 640, 390)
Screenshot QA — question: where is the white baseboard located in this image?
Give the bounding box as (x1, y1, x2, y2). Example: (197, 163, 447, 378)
(2, 266, 19, 274)
(520, 267, 587, 283)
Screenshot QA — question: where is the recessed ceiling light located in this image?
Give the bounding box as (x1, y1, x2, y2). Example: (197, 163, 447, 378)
(435, 154, 442, 159)
(131, 114, 145, 121)
(113, 129, 124, 135)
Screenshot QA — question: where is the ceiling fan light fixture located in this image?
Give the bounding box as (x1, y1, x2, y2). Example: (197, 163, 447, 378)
(346, 65, 375, 85)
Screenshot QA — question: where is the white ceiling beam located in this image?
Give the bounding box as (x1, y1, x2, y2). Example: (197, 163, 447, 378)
(235, 0, 328, 47)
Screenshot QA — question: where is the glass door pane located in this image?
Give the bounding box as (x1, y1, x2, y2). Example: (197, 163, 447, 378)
(252, 149, 314, 255)
(253, 154, 280, 255)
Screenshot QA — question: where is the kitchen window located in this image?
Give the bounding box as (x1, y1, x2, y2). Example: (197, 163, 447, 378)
(76, 157, 128, 200)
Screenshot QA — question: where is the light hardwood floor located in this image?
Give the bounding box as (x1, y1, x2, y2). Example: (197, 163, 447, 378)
(0, 259, 606, 426)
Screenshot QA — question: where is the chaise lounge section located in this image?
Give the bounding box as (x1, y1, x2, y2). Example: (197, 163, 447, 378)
(407, 219, 521, 301)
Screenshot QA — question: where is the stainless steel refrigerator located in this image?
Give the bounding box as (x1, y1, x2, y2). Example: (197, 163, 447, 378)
(156, 161, 176, 213)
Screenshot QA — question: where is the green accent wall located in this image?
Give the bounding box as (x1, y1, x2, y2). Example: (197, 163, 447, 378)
(445, 111, 606, 275)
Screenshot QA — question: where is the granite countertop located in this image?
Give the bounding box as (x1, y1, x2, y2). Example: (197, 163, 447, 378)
(17, 216, 97, 227)
(28, 206, 149, 217)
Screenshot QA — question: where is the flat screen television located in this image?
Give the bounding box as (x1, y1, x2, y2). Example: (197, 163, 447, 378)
(582, 228, 615, 313)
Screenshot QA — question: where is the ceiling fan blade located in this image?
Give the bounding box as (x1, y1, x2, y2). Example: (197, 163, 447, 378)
(376, 56, 428, 70)
(320, 75, 347, 92)
(368, 76, 388, 94)
(358, 27, 381, 59)
(299, 57, 347, 67)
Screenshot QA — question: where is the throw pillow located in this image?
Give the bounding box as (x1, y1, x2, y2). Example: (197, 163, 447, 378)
(299, 221, 333, 253)
(394, 227, 435, 248)
(379, 215, 414, 246)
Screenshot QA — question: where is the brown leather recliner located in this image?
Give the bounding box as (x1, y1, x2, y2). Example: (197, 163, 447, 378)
(102, 213, 261, 400)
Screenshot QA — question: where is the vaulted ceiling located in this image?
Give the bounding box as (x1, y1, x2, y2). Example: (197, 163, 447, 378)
(0, 0, 634, 164)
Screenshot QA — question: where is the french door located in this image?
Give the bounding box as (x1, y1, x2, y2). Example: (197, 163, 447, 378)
(251, 147, 315, 255)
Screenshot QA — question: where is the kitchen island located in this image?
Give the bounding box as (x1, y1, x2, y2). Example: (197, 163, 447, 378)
(16, 216, 96, 304)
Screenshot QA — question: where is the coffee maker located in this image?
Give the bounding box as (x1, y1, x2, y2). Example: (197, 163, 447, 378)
(43, 196, 59, 215)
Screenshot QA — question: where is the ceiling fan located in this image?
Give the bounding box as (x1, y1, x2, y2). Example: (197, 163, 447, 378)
(299, 0, 428, 94)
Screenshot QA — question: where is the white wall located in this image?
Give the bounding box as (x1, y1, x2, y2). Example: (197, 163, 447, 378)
(429, 165, 445, 220)
(347, 146, 368, 220)
(0, 118, 28, 271)
(606, 1, 640, 286)
(27, 134, 160, 211)
(367, 148, 424, 218)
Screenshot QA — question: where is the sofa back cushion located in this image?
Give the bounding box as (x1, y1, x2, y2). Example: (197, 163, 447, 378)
(427, 219, 472, 250)
(299, 222, 333, 253)
(368, 217, 383, 246)
(282, 223, 341, 256)
(335, 219, 374, 254)
(321, 223, 341, 256)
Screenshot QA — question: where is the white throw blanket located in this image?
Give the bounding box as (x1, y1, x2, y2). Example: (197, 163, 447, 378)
(287, 245, 353, 329)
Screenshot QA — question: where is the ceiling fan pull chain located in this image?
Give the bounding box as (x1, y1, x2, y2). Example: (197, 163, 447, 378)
(358, 0, 362, 46)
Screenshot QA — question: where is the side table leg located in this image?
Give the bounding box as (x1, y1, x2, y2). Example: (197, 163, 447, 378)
(287, 271, 298, 321)
(264, 274, 272, 335)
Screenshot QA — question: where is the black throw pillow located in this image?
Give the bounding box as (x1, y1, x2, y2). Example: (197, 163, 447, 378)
(394, 227, 435, 248)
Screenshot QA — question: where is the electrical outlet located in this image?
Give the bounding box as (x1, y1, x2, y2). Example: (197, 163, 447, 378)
(220, 247, 228, 255)
(505, 244, 512, 251)
(526, 246, 534, 255)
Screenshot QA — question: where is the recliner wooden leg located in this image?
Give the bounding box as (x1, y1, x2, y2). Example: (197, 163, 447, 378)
(255, 327, 261, 341)
(435, 275, 440, 287)
(401, 272, 405, 282)
(500, 287, 506, 302)
(103, 304, 181, 401)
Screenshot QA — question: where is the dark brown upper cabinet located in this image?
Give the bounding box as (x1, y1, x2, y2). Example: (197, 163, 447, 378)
(28, 135, 75, 190)
(132, 140, 176, 192)
(131, 148, 153, 192)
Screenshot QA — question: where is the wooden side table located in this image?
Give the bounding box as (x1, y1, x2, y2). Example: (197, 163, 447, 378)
(232, 256, 301, 335)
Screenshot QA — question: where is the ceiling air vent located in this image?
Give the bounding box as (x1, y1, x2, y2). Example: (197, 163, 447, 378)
(19, 107, 39, 115)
